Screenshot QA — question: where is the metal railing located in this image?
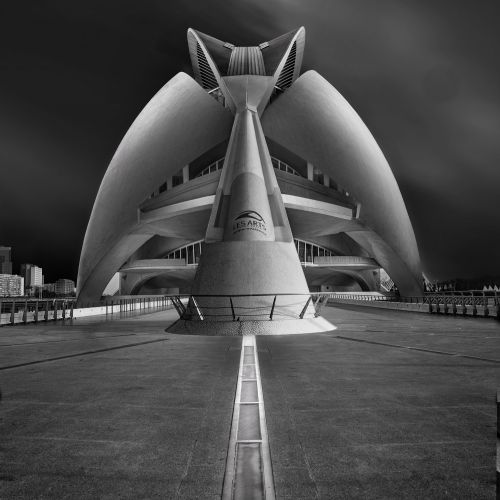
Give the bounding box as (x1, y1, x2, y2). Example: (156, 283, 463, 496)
(327, 290, 500, 319)
(0, 296, 174, 326)
(170, 293, 330, 321)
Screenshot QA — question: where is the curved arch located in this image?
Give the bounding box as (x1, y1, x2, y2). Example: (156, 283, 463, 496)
(262, 70, 423, 296)
(76, 72, 233, 304)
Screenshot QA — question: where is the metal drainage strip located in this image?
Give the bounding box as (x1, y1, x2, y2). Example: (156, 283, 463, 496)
(222, 335, 275, 500)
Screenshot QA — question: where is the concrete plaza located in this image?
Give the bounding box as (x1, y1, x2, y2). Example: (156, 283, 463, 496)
(0, 305, 498, 498)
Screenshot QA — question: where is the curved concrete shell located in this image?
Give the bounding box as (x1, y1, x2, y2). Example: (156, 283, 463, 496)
(78, 29, 423, 305)
(261, 70, 423, 296)
(77, 72, 233, 303)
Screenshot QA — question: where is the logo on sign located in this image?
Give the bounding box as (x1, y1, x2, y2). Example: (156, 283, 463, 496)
(232, 210, 267, 235)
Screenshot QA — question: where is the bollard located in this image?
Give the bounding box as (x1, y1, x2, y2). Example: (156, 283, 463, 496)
(23, 300, 28, 323)
(34, 300, 39, 322)
(70, 301, 74, 319)
(10, 300, 15, 325)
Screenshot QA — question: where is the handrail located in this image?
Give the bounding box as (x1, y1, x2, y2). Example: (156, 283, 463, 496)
(327, 291, 500, 319)
(173, 292, 332, 322)
(0, 295, 174, 327)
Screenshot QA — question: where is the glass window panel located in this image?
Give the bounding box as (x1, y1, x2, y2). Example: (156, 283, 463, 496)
(298, 241, 305, 262)
(306, 243, 313, 262)
(194, 243, 201, 263)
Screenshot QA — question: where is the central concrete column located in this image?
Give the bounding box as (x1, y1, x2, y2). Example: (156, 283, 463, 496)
(223, 110, 275, 242)
(190, 104, 314, 322)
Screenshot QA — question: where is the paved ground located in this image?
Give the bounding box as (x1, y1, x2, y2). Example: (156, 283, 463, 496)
(0, 308, 241, 499)
(0, 304, 498, 498)
(259, 304, 500, 499)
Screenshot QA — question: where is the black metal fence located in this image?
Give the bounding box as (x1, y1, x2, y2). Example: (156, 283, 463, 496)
(170, 293, 330, 321)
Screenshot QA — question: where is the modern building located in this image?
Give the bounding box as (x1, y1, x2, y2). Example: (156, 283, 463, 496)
(55, 279, 75, 296)
(77, 27, 422, 307)
(0, 274, 24, 297)
(0, 246, 13, 274)
(20, 264, 43, 295)
(42, 283, 56, 295)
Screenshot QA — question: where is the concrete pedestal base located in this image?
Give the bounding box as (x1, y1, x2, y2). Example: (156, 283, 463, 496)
(166, 316, 335, 336)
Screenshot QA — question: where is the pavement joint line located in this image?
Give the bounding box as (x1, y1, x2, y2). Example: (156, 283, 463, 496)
(222, 335, 275, 500)
(0, 333, 142, 347)
(0, 338, 170, 371)
(333, 335, 500, 363)
(7, 435, 142, 444)
(326, 439, 485, 448)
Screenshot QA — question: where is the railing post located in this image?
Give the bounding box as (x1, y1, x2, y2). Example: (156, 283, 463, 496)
(269, 295, 277, 321)
(230, 297, 236, 321)
(299, 296, 312, 319)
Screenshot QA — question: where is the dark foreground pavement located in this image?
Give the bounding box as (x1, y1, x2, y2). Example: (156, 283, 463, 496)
(0, 309, 241, 499)
(0, 304, 499, 498)
(258, 304, 500, 499)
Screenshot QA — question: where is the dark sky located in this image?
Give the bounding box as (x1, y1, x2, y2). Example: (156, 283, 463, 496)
(1, 0, 499, 283)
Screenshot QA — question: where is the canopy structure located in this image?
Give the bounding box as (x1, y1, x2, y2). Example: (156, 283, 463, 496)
(77, 27, 422, 305)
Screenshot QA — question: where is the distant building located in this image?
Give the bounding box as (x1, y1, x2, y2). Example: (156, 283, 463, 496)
(55, 279, 75, 296)
(43, 283, 56, 294)
(0, 274, 24, 297)
(20, 264, 44, 295)
(0, 246, 13, 274)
